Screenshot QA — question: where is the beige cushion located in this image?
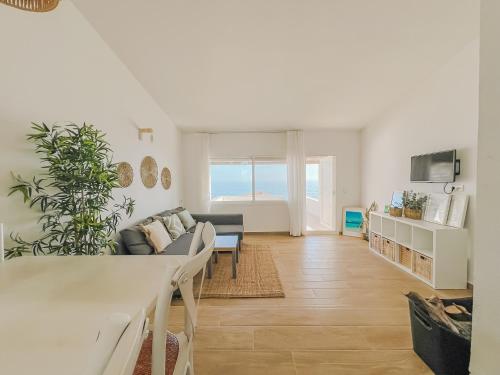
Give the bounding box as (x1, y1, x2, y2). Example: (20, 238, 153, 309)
(177, 210, 196, 230)
(162, 214, 186, 240)
(139, 220, 172, 254)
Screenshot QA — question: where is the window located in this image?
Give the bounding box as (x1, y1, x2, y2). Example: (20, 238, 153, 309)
(254, 159, 288, 200)
(210, 160, 252, 201)
(210, 158, 287, 201)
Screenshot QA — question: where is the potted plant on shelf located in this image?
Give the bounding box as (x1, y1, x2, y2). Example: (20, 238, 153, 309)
(402, 190, 427, 220)
(7, 123, 135, 258)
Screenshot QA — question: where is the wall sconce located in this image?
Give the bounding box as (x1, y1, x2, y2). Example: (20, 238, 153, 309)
(138, 128, 154, 142)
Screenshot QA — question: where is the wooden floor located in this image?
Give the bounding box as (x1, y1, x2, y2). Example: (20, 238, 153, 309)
(171, 233, 472, 375)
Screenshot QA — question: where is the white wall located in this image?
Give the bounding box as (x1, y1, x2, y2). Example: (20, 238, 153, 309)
(0, 2, 181, 247)
(182, 130, 361, 232)
(361, 40, 479, 282)
(469, 1, 500, 372)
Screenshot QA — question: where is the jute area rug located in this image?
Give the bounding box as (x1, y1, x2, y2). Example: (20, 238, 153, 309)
(194, 242, 285, 298)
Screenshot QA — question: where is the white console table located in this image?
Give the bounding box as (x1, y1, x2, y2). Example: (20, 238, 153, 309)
(369, 212, 468, 289)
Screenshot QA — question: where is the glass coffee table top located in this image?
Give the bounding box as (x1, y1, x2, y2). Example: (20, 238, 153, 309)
(214, 235, 239, 250)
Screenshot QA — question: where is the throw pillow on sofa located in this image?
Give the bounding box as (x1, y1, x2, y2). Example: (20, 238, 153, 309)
(177, 209, 197, 230)
(139, 220, 172, 254)
(162, 214, 186, 239)
(120, 227, 154, 255)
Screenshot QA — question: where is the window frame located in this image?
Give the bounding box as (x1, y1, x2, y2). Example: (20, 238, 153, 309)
(210, 157, 288, 203)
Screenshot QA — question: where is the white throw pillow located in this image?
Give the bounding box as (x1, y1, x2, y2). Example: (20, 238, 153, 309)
(163, 214, 186, 239)
(177, 209, 197, 230)
(139, 220, 172, 253)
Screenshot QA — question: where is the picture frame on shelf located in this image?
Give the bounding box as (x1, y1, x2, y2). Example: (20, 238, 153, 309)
(424, 193, 451, 225)
(390, 191, 404, 217)
(446, 194, 469, 228)
(342, 207, 364, 237)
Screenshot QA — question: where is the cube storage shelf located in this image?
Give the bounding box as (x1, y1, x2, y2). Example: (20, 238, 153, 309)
(369, 212, 468, 289)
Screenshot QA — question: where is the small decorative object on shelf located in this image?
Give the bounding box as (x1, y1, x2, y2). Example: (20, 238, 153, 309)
(403, 190, 427, 220)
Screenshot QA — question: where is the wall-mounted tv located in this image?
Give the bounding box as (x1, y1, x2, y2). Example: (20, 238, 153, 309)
(410, 150, 457, 183)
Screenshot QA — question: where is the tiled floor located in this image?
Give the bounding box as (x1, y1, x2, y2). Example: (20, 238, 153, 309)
(171, 233, 472, 374)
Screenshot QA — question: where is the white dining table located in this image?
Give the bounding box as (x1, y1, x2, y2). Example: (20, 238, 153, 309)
(0, 255, 187, 375)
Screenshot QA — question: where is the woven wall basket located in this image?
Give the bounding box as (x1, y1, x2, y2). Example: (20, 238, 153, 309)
(161, 167, 172, 190)
(140, 156, 158, 188)
(0, 0, 59, 12)
(117, 162, 134, 188)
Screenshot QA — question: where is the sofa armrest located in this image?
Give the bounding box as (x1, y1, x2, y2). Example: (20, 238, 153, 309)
(191, 213, 243, 226)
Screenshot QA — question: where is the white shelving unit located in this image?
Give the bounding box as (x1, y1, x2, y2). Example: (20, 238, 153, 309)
(369, 212, 468, 289)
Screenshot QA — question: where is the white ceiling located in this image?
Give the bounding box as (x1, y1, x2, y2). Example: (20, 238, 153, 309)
(73, 0, 478, 132)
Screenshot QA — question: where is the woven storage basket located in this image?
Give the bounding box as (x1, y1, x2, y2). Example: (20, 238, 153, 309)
(382, 238, 396, 261)
(399, 245, 412, 269)
(370, 232, 381, 252)
(413, 252, 433, 282)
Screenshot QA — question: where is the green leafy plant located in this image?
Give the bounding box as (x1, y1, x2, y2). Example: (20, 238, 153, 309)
(402, 190, 427, 211)
(7, 123, 134, 258)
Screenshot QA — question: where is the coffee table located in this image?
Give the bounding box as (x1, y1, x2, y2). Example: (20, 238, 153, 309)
(213, 235, 240, 279)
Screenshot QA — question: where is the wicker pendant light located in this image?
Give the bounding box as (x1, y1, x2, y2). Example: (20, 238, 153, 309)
(0, 0, 59, 12)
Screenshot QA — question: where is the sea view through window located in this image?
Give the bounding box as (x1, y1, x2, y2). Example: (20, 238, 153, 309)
(210, 159, 319, 201)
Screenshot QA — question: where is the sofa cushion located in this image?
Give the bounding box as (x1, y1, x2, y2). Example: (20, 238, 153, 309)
(159, 232, 193, 255)
(177, 209, 197, 230)
(139, 220, 172, 254)
(120, 228, 154, 255)
(214, 224, 244, 240)
(162, 214, 186, 239)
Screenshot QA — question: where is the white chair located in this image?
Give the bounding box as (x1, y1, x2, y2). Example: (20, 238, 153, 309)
(187, 222, 204, 257)
(84, 309, 148, 375)
(134, 221, 216, 375)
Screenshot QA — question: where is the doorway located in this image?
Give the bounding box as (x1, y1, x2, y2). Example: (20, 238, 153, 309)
(305, 156, 336, 232)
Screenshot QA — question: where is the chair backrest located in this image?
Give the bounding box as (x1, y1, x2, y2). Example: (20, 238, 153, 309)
(187, 222, 205, 257)
(103, 310, 148, 375)
(84, 310, 147, 375)
(151, 221, 216, 375)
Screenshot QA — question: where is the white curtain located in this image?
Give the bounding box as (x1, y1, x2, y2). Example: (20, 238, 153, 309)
(199, 133, 211, 213)
(182, 133, 211, 213)
(287, 130, 306, 236)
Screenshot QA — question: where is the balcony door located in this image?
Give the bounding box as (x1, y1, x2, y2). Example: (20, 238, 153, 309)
(306, 156, 336, 232)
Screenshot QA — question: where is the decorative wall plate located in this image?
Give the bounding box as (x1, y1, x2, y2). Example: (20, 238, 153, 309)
(161, 167, 172, 190)
(116, 162, 133, 188)
(140, 156, 158, 188)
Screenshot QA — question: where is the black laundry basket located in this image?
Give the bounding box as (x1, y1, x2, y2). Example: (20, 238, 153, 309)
(409, 297, 473, 375)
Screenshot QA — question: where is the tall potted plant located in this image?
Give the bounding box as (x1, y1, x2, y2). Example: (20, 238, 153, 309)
(7, 123, 134, 258)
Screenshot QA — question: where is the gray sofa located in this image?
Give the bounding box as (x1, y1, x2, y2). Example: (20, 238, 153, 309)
(116, 207, 243, 256)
